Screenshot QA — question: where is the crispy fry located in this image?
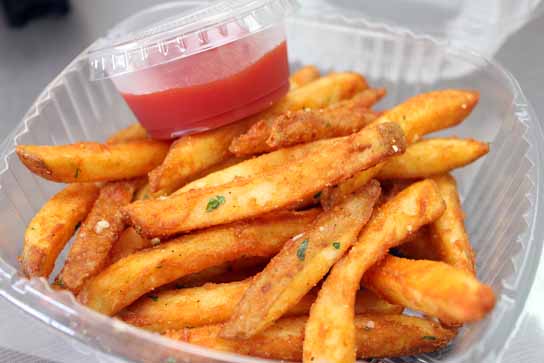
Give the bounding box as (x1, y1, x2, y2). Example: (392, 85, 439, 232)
(229, 72, 368, 156)
(167, 315, 455, 361)
(232, 89, 385, 156)
(149, 72, 367, 196)
(56, 180, 139, 293)
(395, 226, 440, 261)
(125, 122, 404, 238)
(221, 181, 381, 339)
(20, 183, 99, 278)
(106, 227, 150, 266)
(16, 141, 169, 183)
(106, 123, 148, 144)
(430, 173, 476, 274)
(363, 255, 495, 322)
(119, 280, 401, 332)
(321, 89, 479, 208)
(378, 138, 489, 180)
(304, 180, 446, 363)
(289, 65, 320, 89)
(78, 210, 320, 316)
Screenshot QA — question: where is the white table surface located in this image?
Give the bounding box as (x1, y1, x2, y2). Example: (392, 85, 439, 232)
(0, 1, 543, 362)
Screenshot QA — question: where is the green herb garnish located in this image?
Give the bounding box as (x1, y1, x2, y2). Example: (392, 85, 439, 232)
(313, 191, 322, 199)
(149, 294, 159, 302)
(164, 357, 177, 363)
(297, 239, 309, 261)
(53, 278, 65, 288)
(422, 336, 436, 341)
(74, 167, 80, 178)
(206, 195, 226, 212)
(332, 242, 341, 249)
(325, 122, 332, 128)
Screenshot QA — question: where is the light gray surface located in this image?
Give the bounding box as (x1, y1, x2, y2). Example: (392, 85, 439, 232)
(0, 1, 543, 363)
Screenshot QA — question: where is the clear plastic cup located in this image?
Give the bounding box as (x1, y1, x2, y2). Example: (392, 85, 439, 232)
(88, 0, 297, 139)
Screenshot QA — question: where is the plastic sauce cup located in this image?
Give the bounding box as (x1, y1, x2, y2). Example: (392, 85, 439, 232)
(88, 0, 298, 139)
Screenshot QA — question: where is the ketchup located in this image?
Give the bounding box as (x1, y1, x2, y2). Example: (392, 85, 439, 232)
(121, 41, 289, 140)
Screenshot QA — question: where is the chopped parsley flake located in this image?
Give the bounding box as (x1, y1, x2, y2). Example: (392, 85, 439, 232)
(164, 358, 177, 363)
(206, 195, 226, 212)
(297, 239, 309, 261)
(325, 122, 332, 128)
(149, 294, 159, 302)
(74, 167, 80, 178)
(53, 278, 65, 288)
(332, 242, 341, 249)
(422, 335, 436, 341)
(313, 191, 322, 199)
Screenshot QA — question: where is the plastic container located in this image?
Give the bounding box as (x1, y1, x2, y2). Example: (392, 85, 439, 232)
(88, 0, 296, 139)
(1, 2, 543, 363)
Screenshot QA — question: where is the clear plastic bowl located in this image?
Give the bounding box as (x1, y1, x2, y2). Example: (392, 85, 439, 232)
(1, 2, 543, 363)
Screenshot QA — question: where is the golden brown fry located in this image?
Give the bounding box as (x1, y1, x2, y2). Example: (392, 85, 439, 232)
(229, 72, 368, 156)
(106, 227, 150, 266)
(149, 72, 367, 196)
(289, 65, 320, 89)
(16, 141, 169, 183)
(119, 280, 400, 332)
(363, 255, 495, 322)
(395, 226, 440, 261)
(378, 138, 489, 180)
(430, 173, 476, 274)
(56, 180, 139, 293)
(221, 181, 381, 339)
(168, 315, 455, 361)
(304, 179, 446, 363)
(232, 89, 384, 156)
(106, 123, 148, 144)
(321, 89, 479, 208)
(78, 210, 319, 316)
(125, 122, 404, 238)
(20, 183, 99, 278)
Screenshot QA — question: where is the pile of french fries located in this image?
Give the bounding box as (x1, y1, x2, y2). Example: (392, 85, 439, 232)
(16, 65, 495, 362)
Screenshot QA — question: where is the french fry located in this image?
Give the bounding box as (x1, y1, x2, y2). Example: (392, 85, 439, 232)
(304, 180, 446, 363)
(149, 72, 367, 196)
(363, 255, 495, 322)
(78, 210, 320, 316)
(125, 122, 404, 238)
(20, 183, 100, 278)
(106, 123, 148, 144)
(106, 227, 150, 266)
(378, 138, 489, 180)
(321, 89, 479, 208)
(232, 89, 385, 156)
(167, 315, 455, 361)
(56, 180, 139, 293)
(229, 72, 368, 156)
(430, 173, 476, 274)
(395, 226, 440, 261)
(16, 141, 169, 183)
(221, 181, 381, 339)
(289, 65, 320, 89)
(119, 279, 401, 332)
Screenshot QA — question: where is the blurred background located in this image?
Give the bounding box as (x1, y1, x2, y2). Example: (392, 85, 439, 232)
(0, 0, 542, 362)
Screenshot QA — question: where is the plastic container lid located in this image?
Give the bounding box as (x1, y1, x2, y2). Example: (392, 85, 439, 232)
(88, 0, 298, 80)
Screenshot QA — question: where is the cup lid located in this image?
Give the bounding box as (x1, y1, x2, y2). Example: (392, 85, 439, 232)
(88, 0, 298, 80)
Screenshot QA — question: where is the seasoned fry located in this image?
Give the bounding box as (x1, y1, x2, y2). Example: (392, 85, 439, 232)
(56, 180, 139, 293)
(430, 174, 476, 274)
(16, 141, 169, 183)
(106, 227, 150, 266)
(119, 279, 400, 332)
(78, 210, 320, 316)
(221, 181, 380, 339)
(149, 72, 367, 196)
(364, 255, 495, 322)
(378, 138, 489, 180)
(106, 123, 148, 144)
(232, 89, 385, 156)
(125, 122, 404, 238)
(168, 315, 455, 361)
(395, 226, 440, 261)
(304, 180, 446, 363)
(20, 183, 99, 278)
(321, 89, 479, 208)
(289, 65, 320, 89)
(229, 72, 368, 156)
